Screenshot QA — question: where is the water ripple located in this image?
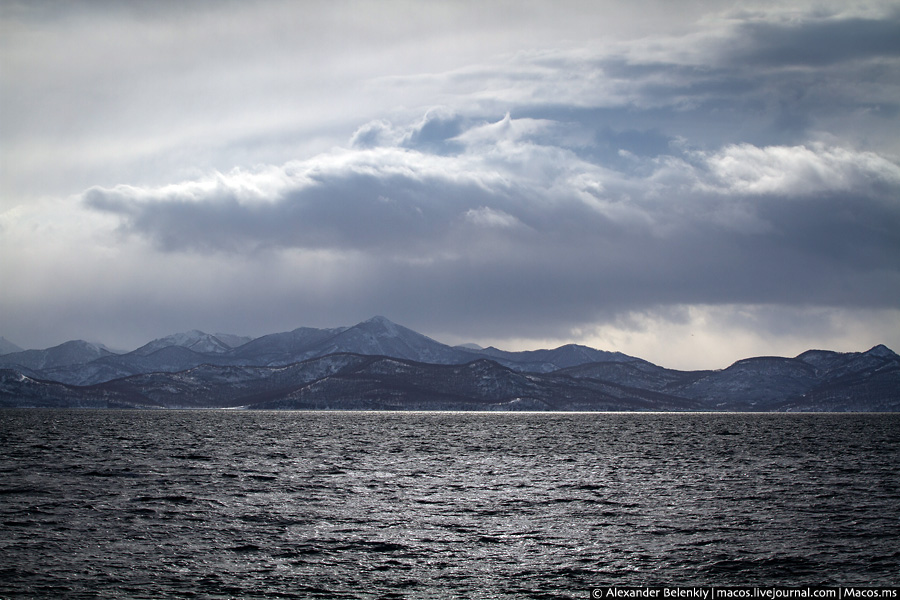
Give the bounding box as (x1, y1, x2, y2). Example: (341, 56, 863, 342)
(1, 410, 898, 598)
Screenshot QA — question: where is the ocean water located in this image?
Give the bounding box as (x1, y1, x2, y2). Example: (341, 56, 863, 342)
(0, 410, 898, 598)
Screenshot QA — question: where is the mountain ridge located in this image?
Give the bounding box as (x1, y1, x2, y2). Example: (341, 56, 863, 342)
(0, 317, 646, 385)
(1, 317, 897, 411)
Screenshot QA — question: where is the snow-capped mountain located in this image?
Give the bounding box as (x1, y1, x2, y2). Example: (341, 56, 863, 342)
(294, 316, 475, 365)
(675, 345, 900, 410)
(133, 330, 240, 356)
(0, 353, 702, 411)
(225, 325, 350, 365)
(474, 343, 635, 372)
(11, 316, 631, 386)
(1, 318, 897, 411)
(225, 316, 475, 367)
(558, 344, 900, 411)
(0, 340, 116, 372)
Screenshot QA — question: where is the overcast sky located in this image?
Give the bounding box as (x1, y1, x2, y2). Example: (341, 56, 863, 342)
(2, 0, 899, 369)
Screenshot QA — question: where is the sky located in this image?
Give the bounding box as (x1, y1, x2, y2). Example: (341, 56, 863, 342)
(1, 0, 899, 369)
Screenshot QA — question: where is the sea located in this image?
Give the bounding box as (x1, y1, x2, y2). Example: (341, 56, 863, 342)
(0, 410, 898, 599)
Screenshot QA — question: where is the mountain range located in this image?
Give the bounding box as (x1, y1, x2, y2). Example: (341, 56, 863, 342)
(1, 316, 898, 411)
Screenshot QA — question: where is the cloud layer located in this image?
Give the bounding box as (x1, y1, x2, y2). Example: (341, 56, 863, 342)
(2, 0, 900, 367)
(83, 124, 900, 321)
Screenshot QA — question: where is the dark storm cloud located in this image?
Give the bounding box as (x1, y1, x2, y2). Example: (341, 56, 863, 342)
(84, 118, 900, 340)
(8, 1, 900, 360)
(84, 156, 515, 254)
(727, 12, 900, 67)
(488, 10, 900, 152)
(80, 2, 900, 341)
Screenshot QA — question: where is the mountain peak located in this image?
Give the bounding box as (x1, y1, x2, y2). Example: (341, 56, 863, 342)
(865, 344, 898, 359)
(0, 339, 114, 371)
(134, 330, 232, 356)
(2, 318, 898, 410)
(363, 315, 396, 326)
(359, 316, 400, 335)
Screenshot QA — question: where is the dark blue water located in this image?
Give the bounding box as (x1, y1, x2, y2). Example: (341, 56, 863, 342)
(1, 410, 898, 598)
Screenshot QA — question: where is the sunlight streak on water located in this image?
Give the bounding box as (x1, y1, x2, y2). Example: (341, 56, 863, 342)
(1, 411, 898, 598)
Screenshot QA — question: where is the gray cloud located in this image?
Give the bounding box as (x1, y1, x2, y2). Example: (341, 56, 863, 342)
(427, 9, 900, 153)
(727, 12, 900, 67)
(400, 109, 468, 155)
(6, 1, 900, 364)
(85, 116, 900, 341)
